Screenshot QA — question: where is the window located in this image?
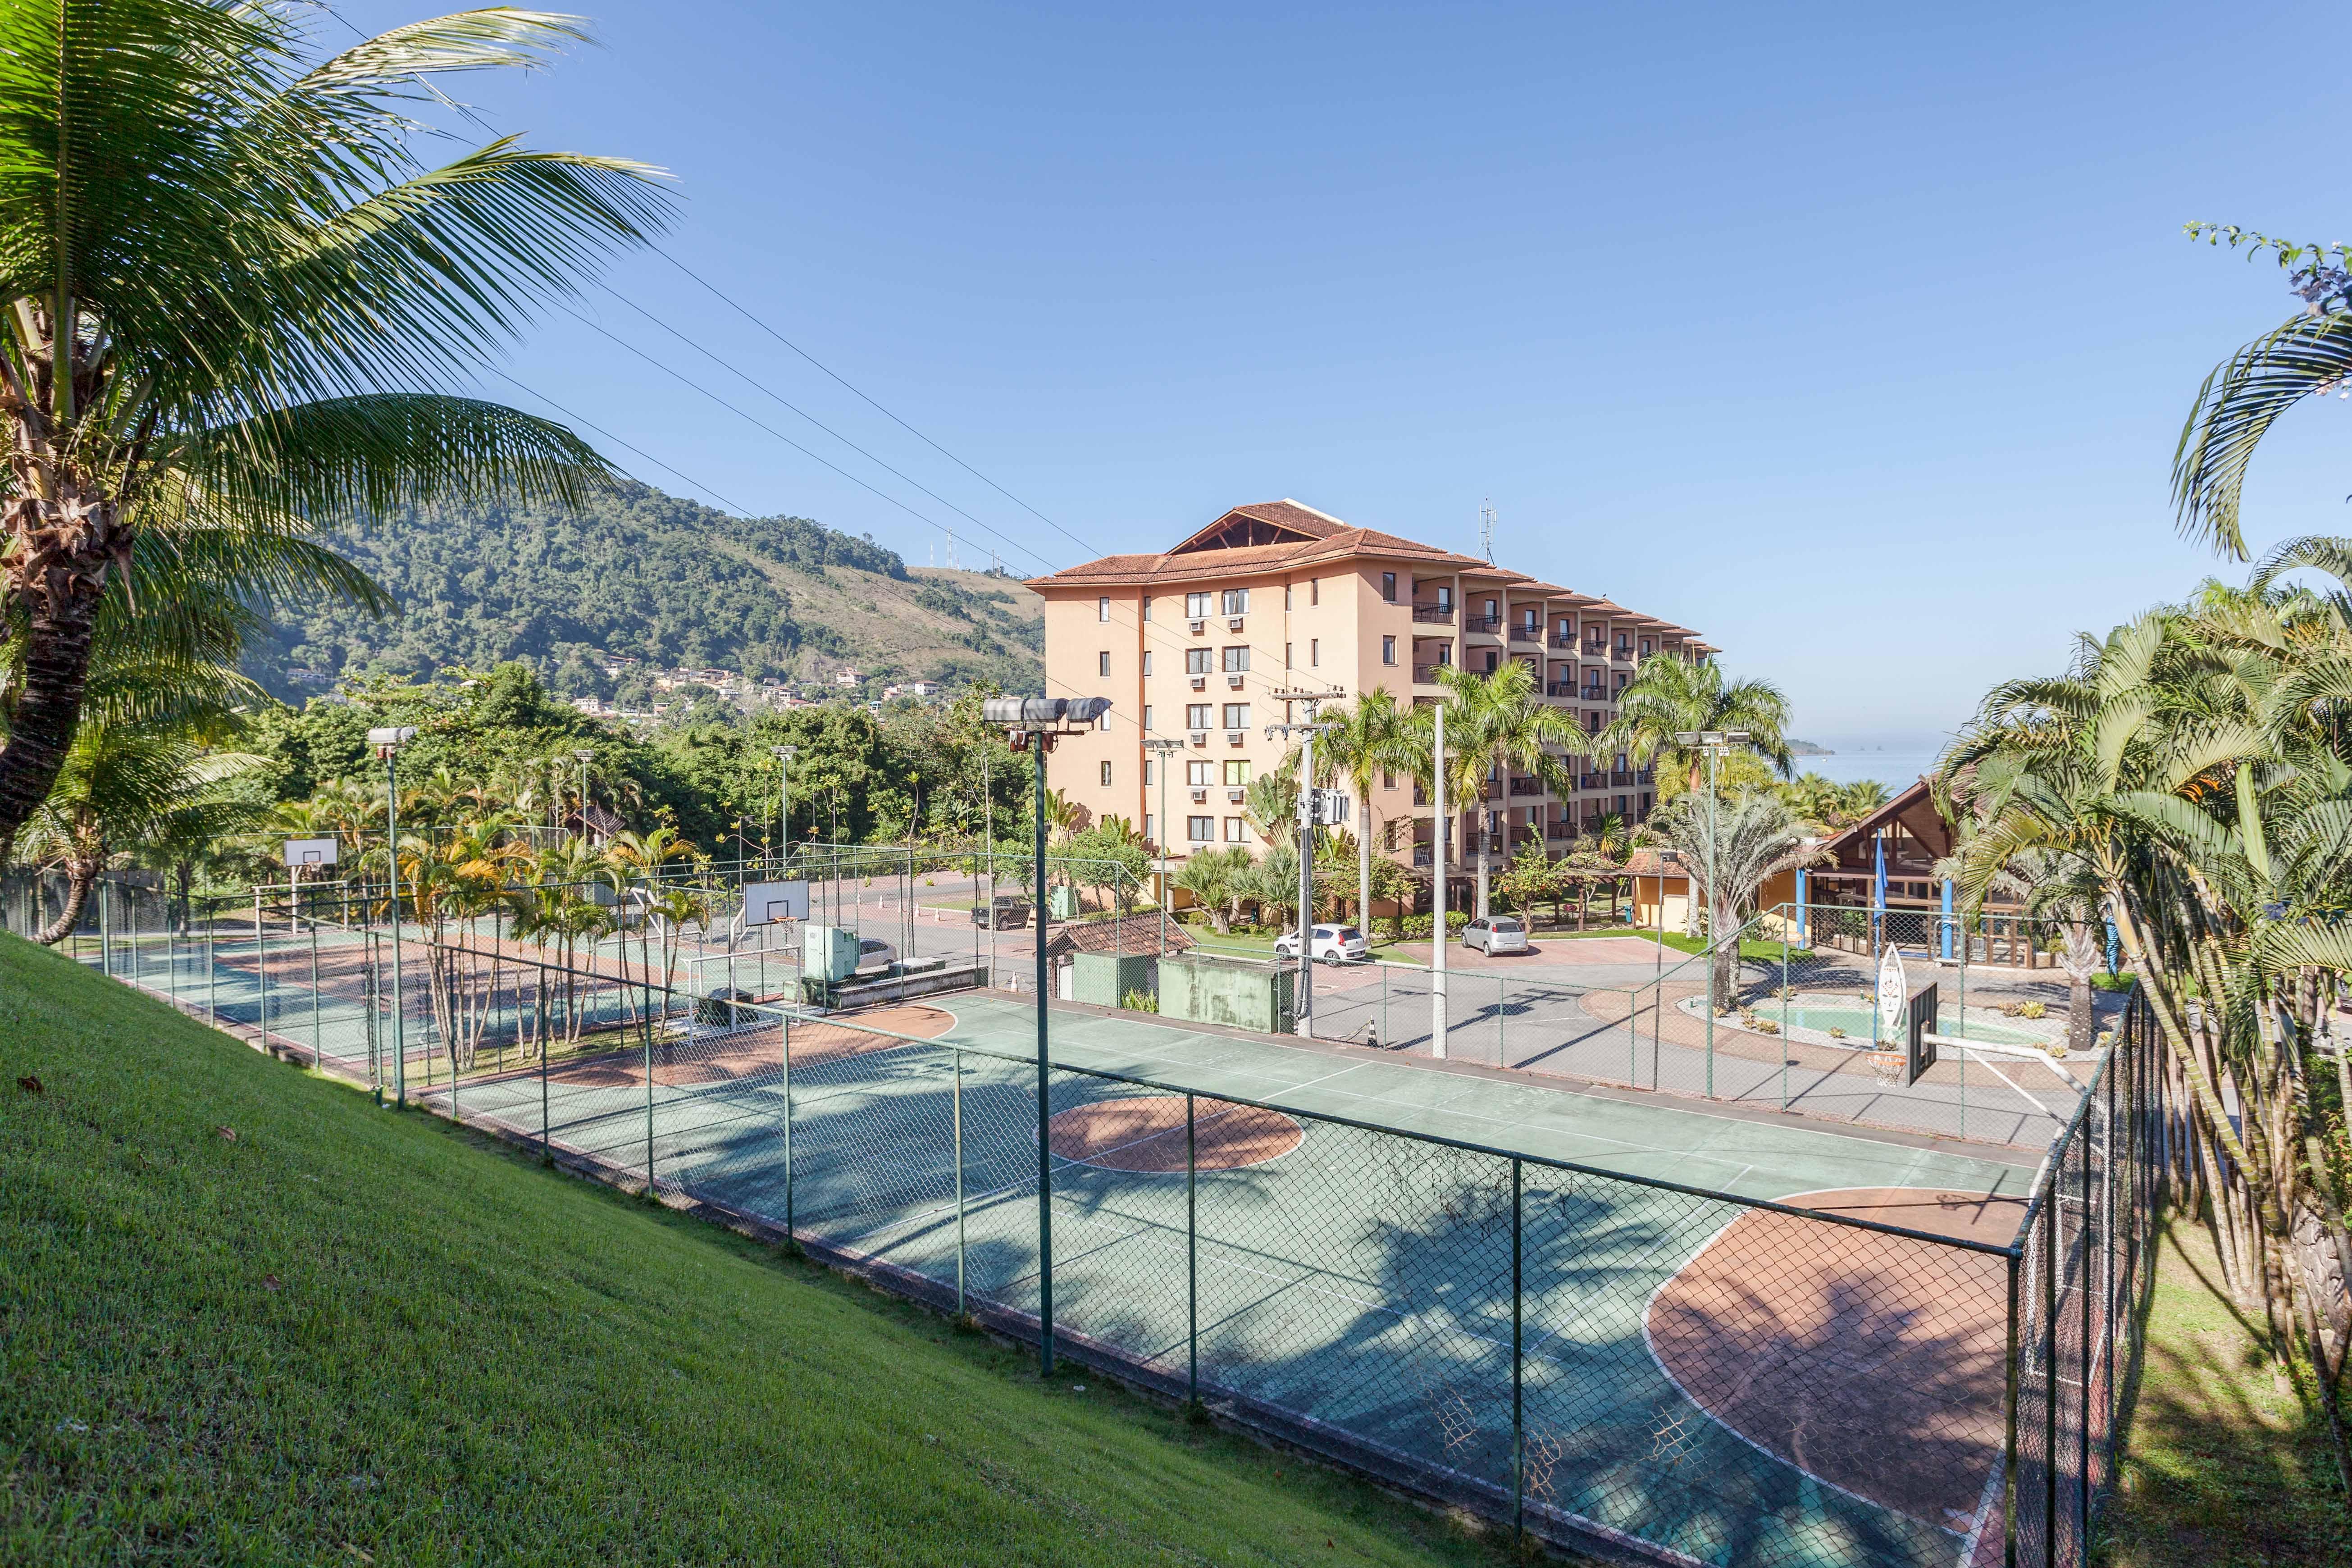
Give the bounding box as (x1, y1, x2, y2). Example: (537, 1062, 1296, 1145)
(1144, 759, 1156, 786)
(1188, 816, 1214, 843)
(1641, 638, 1654, 655)
(1098, 651, 1111, 677)
(1311, 578, 1320, 606)
(1142, 596, 1153, 622)
(1098, 597, 1111, 622)
(1143, 704, 1153, 732)
(1617, 632, 1632, 651)
(1099, 761, 1112, 786)
(1382, 634, 1397, 665)
(1185, 591, 1210, 618)
(1144, 812, 1155, 843)
(1223, 760, 1250, 786)
(1224, 817, 1251, 843)
(1383, 820, 1399, 850)
(1099, 711, 1112, 732)
(1381, 572, 1397, 603)
(1283, 584, 1293, 611)
(1436, 586, 1454, 610)
(1309, 638, 1319, 667)
(1221, 645, 1249, 672)
(1221, 588, 1249, 615)
(1482, 649, 1498, 673)
(1437, 644, 1452, 665)
(1185, 647, 1211, 675)
(1485, 598, 1498, 620)
(1222, 702, 1250, 729)
(1285, 642, 1293, 670)
(1186, 760, 1211, 786)
(1142, 652, 1153, 677)
(1186, 703, 1211, 729)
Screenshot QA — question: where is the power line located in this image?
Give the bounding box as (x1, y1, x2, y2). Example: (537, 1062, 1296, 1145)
(553, 303, 1061, 574)
(483, 367, 756, 517)
(589, 282, 1063, 569)
(647, 245, 1100, 558)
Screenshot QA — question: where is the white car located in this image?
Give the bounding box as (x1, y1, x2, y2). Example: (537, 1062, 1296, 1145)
(854, 937, 898, 973)
(1463, 916, 1530, 955)
(1273, 924, 1369, 964)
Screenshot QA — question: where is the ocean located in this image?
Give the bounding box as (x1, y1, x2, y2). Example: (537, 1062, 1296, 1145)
(1787, 745, 1949, 789)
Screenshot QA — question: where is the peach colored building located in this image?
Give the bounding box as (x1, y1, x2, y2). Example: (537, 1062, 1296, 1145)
(1025, 500, 1712, 899)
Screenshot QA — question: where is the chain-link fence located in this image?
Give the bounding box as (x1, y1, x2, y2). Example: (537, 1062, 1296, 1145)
(20, 871, 2166, 1568)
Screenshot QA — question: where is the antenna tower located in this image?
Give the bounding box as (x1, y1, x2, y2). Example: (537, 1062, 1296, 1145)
(1480, 498, 1495, 563)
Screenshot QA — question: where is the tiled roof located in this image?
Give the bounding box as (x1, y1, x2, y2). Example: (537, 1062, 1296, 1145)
(1026, 501, 1499, 590)
(1044, 911, 1197, 960)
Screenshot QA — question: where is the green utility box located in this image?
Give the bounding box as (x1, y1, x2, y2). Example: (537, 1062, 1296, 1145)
(1047, 884, 1081, 921)
(1071, 952, 1155, 1007)
(1158, 956, 1295, 1034)
(802, 924, 860, 983)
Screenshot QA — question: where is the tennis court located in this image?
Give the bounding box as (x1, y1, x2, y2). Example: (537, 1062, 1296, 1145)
(421, 989, 2041, 1568)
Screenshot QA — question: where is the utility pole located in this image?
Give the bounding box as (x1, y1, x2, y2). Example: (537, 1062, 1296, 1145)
(367, 726, 417, 1106)
(1269, 688, 1343, 1039)
(1431, 702, 1448, 1059)
(771, 746, 797, 874)
(1144, 737, 1186, 962)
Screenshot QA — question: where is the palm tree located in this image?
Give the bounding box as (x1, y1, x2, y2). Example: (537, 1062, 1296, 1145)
(1595, 656, 1793, 797)
(1646, 790, 1823, 1004)
(1316, 689, 1417, 938)
(0, 5, 669, 845)
(1422, 662, 1582, 919)
(1172, 846, 1249, 936)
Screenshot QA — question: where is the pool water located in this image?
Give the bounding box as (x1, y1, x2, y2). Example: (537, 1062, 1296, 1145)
(1774, 1003, 2051, 1047)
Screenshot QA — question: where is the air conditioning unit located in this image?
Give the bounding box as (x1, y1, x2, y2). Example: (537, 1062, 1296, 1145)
(1226, 788, 1246, 803)
(1190, 789, 1208, 804)
(1190, 676, 1206, 691)
(1189, 731, 1208, 747)
(1226, 675, 1244, 689)
(1226, 617, 1244, 632)
(1188, 619, 1207, 636)
(1226, 730, 1245, 746)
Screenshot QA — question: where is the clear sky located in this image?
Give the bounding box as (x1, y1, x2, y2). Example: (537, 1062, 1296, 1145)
(340, 0, 2349, 745)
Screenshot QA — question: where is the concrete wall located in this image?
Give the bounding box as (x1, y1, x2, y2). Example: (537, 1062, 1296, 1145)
(1158, 955, 1295, 1034)
(1071, 952, 1156, 1007)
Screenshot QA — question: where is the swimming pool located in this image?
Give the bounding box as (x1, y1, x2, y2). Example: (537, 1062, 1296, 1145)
(1682, 992, 2061, 1049)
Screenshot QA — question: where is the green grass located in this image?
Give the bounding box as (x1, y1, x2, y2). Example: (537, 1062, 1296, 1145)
(2099, 1212, 2349, 1566)
(0, 934, 1522, 1567)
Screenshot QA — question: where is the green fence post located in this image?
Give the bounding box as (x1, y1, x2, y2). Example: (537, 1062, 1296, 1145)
(1495, 975, 1507, 1067)
(1187, 1090, 1199, 1406)
(310, 914, 322, 1071)
(100, 879, 111, 975)
(207, 912, 217, 1024)
(166, 898, 178, 1007)
(254, 889, 268, 1046)
(2044, 1172, 2059, 1555)
(782, 1007, 794, 1242)
(1779, 935, 1791, 1111)
(1511, 1156, 1525, 1545)
(954, 1046, 966, 1316)
(2002, 1246, 2021, 1568)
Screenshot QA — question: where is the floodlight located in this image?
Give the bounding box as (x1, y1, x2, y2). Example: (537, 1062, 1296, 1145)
(365, 726, 416, 748)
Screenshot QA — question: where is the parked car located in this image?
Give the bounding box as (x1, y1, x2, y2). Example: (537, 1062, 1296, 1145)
(1272, 924, 1370, 964)
(971, 895, 1032, 930)
(854, 937, 898, 973)
(1463, 916, 1530, 955)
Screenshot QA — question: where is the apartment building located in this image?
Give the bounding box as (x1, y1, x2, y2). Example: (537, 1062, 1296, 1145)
(1026, 500, 1711, 890)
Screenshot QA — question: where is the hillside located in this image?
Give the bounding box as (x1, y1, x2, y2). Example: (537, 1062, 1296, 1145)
(0, 936, 1506, 1568)
(246, 480, 1044, 700)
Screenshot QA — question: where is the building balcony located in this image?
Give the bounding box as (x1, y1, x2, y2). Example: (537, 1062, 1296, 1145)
(1410, 602, 1455, 624)
(1550, 634, 1577, 650)
(1412, 663, 1449, 684)
(1583, 641, 1607, 657)
(1463, 614, 1501, 633)
(1546, 820, 1573, 839)
(1508, 625, 1542, 643)
(1611, 770, 1634, 786)
(1413, 845, 1433, 867)
(1610, 645, 1634, 661)
(1507, 777, 1543, 797)
(1578, 771, 1602, 789)
(1545, 680, 1576, 697)
(1581, 685, 1608, 701)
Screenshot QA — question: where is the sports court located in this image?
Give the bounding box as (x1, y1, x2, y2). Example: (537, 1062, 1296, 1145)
(428, 988, 2037, 1568)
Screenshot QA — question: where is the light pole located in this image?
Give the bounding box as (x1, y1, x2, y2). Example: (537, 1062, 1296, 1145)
(573, 748, 596, 836)
(1431, 702, 1448, 1059)
(1267, 690, 1341, 1039)
(1144, 736, 1185, 959)
(981, 694, 1113, 1379)
(770, 746, 797, 875)
(1673, 728, 1749, 1098)
(367, 725, 417, 1107)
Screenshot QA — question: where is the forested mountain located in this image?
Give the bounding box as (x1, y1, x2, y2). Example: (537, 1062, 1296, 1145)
(244, 480, 1044, 699)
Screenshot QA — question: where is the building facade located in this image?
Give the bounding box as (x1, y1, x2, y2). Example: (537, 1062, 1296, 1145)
(1026, 500, 1712, 891)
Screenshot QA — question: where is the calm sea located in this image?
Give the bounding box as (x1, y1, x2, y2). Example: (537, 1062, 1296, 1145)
(1789, 748, 1948, 789)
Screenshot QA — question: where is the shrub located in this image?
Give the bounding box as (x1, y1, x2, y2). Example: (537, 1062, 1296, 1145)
(1121, 989, 1159, 1014)
(2017, 999, 2047, 1020)
(1752, 1018, 1779, 1036)
(1828, 1026, 1847, 1039)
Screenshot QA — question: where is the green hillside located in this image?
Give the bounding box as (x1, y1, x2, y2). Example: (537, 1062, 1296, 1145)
(0, 935, 1509, 1568)
(247, 480, 1044, 699)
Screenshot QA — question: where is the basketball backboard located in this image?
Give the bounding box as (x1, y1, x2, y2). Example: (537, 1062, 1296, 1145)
(742, 880, 809, 925)
(283, 837, 337, 868)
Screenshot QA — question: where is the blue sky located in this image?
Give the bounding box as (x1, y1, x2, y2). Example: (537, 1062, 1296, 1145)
(341, 0, 2348, 744)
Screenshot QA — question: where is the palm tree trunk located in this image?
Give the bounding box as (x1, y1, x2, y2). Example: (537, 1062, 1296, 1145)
(35, 859, 99, 946)
(1475, 824, 1491, 921)
(0, 515, 113, 844)
(1357, 795, 1373, 935)
(2067, 973, 2094, 1055)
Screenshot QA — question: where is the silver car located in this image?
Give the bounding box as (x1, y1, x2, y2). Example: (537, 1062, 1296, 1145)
(1463, 916, 1529, 955)
(854, 937, 898, 973)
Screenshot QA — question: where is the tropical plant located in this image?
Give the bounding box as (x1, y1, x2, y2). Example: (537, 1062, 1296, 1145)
(1316, 689, 1418, 937)
(0, 2, 668, 846)
(1420, 661, 1582, 919)
(1594, 655, 1793, 798)
(1648, 790, 1823, 1003)
(1172, 845, 1250, 935)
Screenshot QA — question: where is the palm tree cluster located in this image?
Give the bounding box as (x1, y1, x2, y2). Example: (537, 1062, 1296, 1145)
(1938, 541, 2352, 1469)
(0, 4, 664, 872)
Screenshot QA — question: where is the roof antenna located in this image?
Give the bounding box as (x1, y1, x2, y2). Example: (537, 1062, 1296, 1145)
(1479, 497, 1495, 563)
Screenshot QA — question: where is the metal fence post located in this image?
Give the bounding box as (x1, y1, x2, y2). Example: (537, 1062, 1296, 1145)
(2004, 1245, 2021, 1568)
(254, 888, 268, 1044)
(1496, 976, 1506, 1067)
(1511, 1156, 1525, 1545)
(1778, 937, 1791, 1110)
(782, 1007, 794, 1241)
(953, 1046, 966, 1316)
(207, 911, 217, 1024)
(309, 914, 322, 1070)
(1187, 1090, 1199, 1405)
(2044, 1176, 2059, 1559)
(2080, 1094, 2096, 1538)
(538, 962, 551, 1162)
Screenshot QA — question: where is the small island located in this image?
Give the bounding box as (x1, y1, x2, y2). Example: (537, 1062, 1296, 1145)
(1788, 739, 1834, 756)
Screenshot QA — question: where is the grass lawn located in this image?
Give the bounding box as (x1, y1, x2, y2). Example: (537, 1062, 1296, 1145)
(0, 934, 1523, 1567)
(2099, 1212, 2349, 1566)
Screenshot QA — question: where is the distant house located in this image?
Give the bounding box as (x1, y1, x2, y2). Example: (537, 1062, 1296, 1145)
(834, 667, 862, 687)
(908, 680, 940, 697)
(561, 802, 626, 844)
